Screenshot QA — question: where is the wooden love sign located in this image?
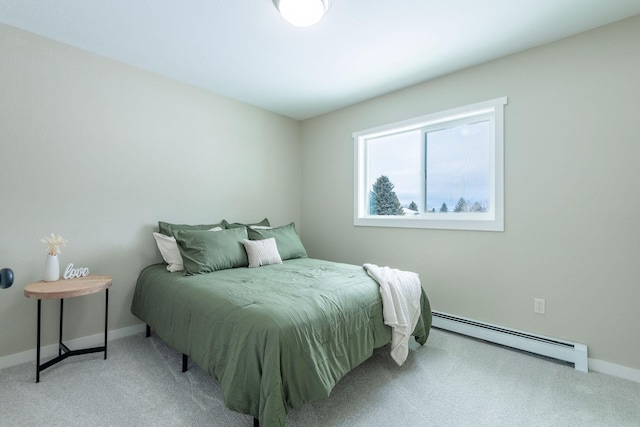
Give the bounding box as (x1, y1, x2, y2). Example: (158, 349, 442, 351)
(64, 263, 90, 279)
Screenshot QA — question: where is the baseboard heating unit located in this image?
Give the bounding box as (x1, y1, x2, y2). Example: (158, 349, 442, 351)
(431, 311, 588, 372)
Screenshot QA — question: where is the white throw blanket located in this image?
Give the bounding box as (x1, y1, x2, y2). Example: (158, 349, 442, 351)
(363, 263, 422, 366)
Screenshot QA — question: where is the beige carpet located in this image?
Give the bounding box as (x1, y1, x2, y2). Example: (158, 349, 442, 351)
(1, 328, 639, 426)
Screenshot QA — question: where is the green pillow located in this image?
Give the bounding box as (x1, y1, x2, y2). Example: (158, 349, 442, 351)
(222, 218, 270, 229)
(173, 228, 248, 275)
(158, 221, 224, 236)
(247, 222, 307, 261)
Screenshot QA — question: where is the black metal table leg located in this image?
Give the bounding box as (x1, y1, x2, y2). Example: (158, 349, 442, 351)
(59, 299, 64, 356)
(36, 299, 41, 383)
(34, 288, 110, 382)
(104, 288, 109, 359)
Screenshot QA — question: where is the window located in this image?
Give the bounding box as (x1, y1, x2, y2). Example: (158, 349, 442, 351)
(353, 97, 507, 231)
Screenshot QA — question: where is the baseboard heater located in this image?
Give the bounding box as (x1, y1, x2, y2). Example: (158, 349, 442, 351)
(431, 311, 588, 372)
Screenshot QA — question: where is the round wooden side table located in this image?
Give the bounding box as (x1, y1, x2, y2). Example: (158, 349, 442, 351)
(24, 274, 112, 382)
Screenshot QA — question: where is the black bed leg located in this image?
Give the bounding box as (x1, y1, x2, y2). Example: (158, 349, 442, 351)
(182, 353, 188, 372)
(253, 417, 259, 427)
(146, 324, 151, 337)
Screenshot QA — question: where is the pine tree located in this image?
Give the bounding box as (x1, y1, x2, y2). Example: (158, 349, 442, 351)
(408, 201, 418, 211)
(440, 202, 448, 212)
(454, 197, 467, 212)
(471, 201, 484, 212)
(370, 175, 404, 215)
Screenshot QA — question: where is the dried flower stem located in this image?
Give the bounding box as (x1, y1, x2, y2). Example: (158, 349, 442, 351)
(41, 233, 68, 256)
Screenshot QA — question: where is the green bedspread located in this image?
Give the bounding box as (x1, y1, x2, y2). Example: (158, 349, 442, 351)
(130, 258, 431, 427)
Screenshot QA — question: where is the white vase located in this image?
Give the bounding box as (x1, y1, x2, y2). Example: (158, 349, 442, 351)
(44, 254, 60, 282)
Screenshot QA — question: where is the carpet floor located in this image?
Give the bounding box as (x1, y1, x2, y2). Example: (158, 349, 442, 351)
(1, 328, 639, 426)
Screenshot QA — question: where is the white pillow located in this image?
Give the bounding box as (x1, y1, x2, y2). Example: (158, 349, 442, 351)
(153, 227, 222, 272)
(242, 238, 283, 268)
(153, 232, 183, 272)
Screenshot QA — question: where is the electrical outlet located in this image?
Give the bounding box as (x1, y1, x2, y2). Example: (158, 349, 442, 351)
(534, 298, 545, 315)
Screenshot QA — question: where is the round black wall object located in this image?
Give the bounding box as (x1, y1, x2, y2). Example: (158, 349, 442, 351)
(0, 268, 14, 289)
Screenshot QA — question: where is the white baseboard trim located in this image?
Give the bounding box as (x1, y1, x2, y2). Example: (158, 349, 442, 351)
(589, 358, 640, 384)
(0, 323, 146, 371)
(4, 322, 639, 385)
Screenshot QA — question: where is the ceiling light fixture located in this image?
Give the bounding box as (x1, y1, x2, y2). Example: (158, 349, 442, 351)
(273, 0, 330, 27)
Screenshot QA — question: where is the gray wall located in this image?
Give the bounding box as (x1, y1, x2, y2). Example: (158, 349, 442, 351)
(300, 15, 640, 370)
(0, 24, 301, 358)
(2, 15, 639, 373)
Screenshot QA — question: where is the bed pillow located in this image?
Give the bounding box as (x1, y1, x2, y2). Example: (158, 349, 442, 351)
(173, 227, 249, 275)
(158, 221, 224, 236)
(222, 218, 270, 229)
(247, 222, 307, 261)
(153, 232, 184, 272)
(242, 238, 283, 268)
(153, 227, 223, 272)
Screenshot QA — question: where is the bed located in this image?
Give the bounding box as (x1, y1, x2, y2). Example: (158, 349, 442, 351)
(131, 221, 432, 427)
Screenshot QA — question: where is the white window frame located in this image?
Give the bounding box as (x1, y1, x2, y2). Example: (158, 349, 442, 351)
(353, 97, 507, 231)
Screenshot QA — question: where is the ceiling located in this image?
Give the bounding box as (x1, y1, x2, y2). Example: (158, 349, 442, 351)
(1, 1, 639, 120)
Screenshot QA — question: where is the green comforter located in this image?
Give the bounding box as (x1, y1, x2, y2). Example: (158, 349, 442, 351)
(130, 258, 431, 426)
